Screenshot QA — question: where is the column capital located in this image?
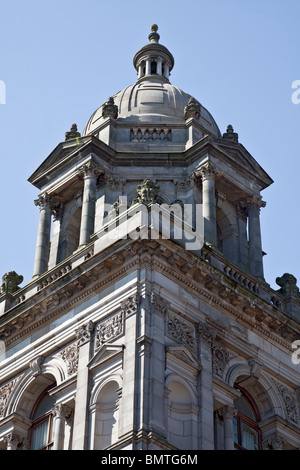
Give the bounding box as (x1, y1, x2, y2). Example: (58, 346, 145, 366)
(79, 160, 102, 179)
(247, 194, 266, 211)
(199, 161, 217, 179)
(4, 432, 24, 450)
(218, 404, 235, 420)
(193, 161, 217, 185)
(34, 193, 51, 210)
(236, 199, 248, 221)
(53, 403, 73, 419)
(50, 197, 64, 221)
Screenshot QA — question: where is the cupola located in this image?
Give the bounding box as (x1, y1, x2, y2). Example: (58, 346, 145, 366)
(133, 24, 174, 81)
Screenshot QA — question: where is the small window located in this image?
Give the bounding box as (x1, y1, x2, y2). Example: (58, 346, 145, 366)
(29, 389, 56, 450)
(233, 385, 262, 450)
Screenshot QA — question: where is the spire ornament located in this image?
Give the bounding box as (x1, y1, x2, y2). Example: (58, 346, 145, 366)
(102, 97, 118, 119)
(65, 123, 81, 141)
(1, 271, 23, 295)
(148, 24, 160, 43)
(184, 97, 200, 120)
(223, 124, 238, 143)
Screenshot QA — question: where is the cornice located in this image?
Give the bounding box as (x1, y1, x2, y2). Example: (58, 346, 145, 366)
(0, 238, 299, 358)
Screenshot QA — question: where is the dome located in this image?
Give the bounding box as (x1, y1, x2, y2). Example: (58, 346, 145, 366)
(82, 26, 221, 143)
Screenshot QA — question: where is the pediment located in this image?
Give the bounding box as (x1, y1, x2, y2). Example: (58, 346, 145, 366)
(88, 343, 124, 370)
(28, 135, 113, 190)
(166, 344, 201, 374)
(212, 138, 273, 190)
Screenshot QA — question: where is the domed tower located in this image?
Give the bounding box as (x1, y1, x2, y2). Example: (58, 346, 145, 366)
(83, 24, 221, 150)
(1, 26, 299, 453)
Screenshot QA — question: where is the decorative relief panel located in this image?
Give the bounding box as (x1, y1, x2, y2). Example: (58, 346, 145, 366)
(121, 293, 141, 318)
(130, 128, 172, 142)
(212, 343, 233, 378)
(75, 320, 94, 346)
(167, 312, 195, 350)
(0, 375, 23, 419)
(271, 378, 299, 424)
(58, 342, 80, 376)
(150, 291, 169, 316)
(95, 313, 124, 349)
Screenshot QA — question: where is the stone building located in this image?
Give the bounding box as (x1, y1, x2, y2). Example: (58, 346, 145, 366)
(0, 25, 300, 451)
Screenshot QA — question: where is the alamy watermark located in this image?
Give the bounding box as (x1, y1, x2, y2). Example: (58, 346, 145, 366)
(0, 80, 6, 104)
(291, 340, 300, 364)
(94, 196, 204, 252)
(291, 80, 300, 104)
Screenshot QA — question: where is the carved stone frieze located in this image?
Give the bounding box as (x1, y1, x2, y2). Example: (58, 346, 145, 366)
(130, 128, 171, 141)
(173, 177, 192, 191)
(197, 322, 215, 346)
(95, 313, 124, 349)
(167, 312, 195, 350)
(75, 320, 94, 346)
(212, 343, 233, 378)
(150, 292, 169, 316)
(121, 293, 141, 318)
(271, 378, 299, 424)
(0, 375, 23, 418)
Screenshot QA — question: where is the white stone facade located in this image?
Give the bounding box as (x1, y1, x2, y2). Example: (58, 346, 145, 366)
(0, 25, 300, 451)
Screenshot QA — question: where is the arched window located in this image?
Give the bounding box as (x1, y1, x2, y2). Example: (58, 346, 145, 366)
(29, 388, 56, 450)
(233, 385, 262, 450)
(151, 60, 157, 74)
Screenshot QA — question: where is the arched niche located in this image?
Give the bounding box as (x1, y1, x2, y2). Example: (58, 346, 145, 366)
(166, 377, 197, 450)
(91, 380, 120, 450)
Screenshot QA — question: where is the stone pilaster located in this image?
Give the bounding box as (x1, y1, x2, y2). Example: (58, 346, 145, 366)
(117, 293, 141, 447)
(33, 193, 52, 276)
(148, 292, 169, 439)
(247, 195, 266, 281)
(72, 320, 94, 450)
(197, 323, 215, 449)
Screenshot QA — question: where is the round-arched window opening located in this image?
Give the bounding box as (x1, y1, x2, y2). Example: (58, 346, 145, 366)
(151, 61, 157, 74)
(29, 387, 56, 450)
(233, 385, 262, 450)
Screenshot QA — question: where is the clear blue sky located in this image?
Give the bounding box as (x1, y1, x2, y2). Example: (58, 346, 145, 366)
(0, 0, 299, 291)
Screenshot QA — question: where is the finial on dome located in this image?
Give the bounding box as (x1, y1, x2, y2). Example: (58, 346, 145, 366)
(223, 124, 238, 142)
(148, 24, 160, 43)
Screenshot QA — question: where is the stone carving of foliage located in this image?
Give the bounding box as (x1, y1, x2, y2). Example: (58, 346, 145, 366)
(167, 313, 195, 349)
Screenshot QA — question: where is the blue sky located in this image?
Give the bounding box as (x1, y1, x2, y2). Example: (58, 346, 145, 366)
(0, 0, 299, 291)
